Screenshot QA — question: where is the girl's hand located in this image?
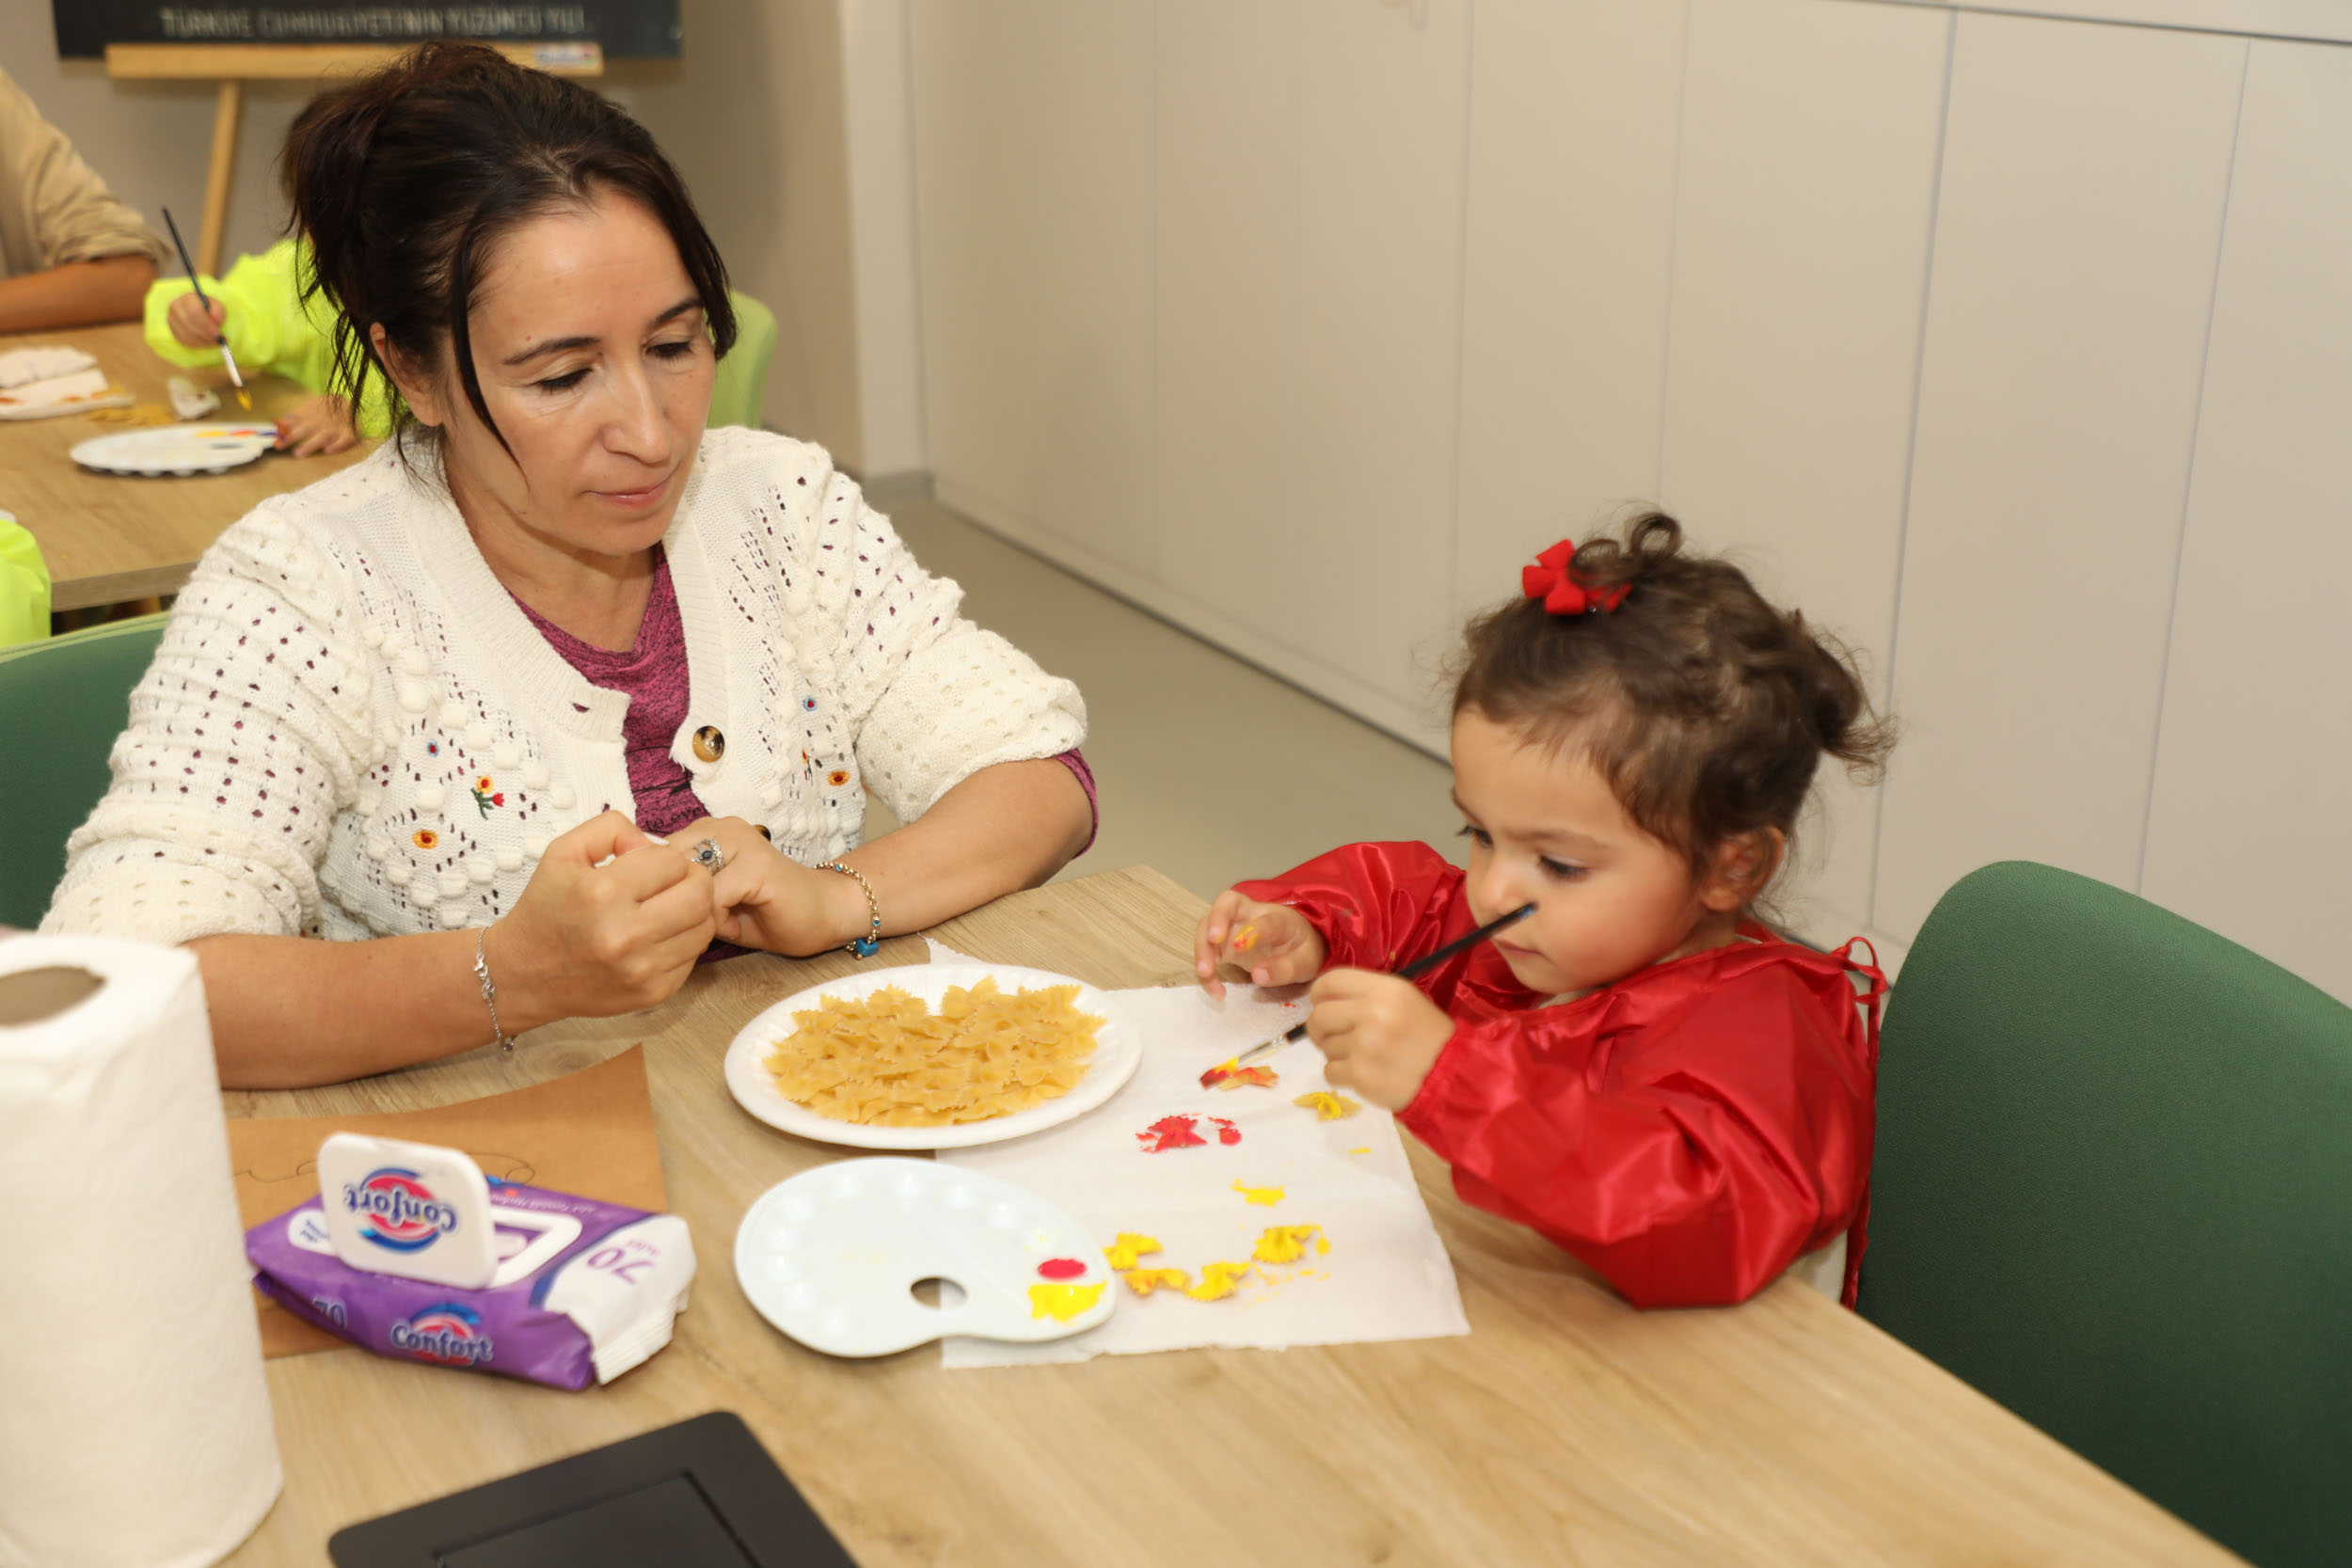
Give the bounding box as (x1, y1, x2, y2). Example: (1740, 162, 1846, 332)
(1193, 890, 1325, 999)
(276, 393, 358, 457)
(676, 816, 861, 957)
(1304, 968, 1455, 1111)
(486, 812, 715, 1028)
(167, 292, 225, 349)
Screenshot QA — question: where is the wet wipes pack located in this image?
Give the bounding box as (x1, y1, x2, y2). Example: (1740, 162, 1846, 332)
(247, 1154, 697, 1391)
(318, 1133, 498, 1289)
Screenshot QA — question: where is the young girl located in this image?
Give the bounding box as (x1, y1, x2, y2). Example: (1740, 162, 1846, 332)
(148, 235, 381, 455)
(1194, 516, 1893, 1309)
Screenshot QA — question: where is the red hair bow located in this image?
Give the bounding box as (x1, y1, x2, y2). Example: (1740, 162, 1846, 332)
(1522, 539, 1629, 616)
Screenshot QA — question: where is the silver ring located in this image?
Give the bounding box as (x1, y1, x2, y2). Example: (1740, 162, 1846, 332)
(690, 836, 725, 873)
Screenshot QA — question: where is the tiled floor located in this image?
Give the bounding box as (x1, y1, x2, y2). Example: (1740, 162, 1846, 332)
(863, 478, 1464, 904)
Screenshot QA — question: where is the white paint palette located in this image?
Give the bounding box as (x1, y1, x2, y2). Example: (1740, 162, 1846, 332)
(69, 423, 275, 476)
(734, 1158, 1114, 1358)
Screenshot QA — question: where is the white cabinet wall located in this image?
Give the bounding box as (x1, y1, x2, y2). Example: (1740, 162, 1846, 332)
(907, 0, 2352, 1001)
(907, 0, 1154, 573)
(1657, 0, 1951, 942)
(2137, 40, 2352, 1002)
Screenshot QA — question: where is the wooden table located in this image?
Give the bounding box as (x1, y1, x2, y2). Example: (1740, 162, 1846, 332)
(0, 320, 373, 610)
(220, 867, 2242, 1566)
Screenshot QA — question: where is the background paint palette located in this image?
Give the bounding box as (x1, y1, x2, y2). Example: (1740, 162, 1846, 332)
(734, 1157, 1114, 1357)
(69, 423, 276, 476)
(723, 963, 1139, 1150)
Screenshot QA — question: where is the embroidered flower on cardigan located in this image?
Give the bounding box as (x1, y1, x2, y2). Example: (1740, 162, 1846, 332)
(470, 775, 505, 816)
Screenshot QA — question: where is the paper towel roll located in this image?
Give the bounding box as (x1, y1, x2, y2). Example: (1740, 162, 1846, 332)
(0, 937, 280, 1568)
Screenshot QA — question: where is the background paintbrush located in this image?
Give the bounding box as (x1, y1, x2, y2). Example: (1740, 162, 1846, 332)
(159, 207, 249, 411)
(1200, 900, 1537, 1087)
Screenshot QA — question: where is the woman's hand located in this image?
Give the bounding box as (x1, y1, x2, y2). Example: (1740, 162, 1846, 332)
(1304, 969, 1455, 1111)
(277, 394, 358, 457)
(677, 816, 860, 957)
(167, 291, 226, 348)
(1193, 890, 1326, 999)
(485, 812, 715, 1027)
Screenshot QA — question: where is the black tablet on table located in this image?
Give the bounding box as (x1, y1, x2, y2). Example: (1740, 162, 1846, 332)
(328, 1412, 856, 1567)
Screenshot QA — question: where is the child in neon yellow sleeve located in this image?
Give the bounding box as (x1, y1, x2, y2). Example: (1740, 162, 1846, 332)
(144, 235, 391, 455)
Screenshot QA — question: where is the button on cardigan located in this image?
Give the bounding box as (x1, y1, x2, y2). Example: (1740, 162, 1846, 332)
(42, 426, 1088, 944)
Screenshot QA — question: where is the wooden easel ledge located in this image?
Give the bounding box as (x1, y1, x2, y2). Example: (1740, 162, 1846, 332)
(104, 41, 606, 277)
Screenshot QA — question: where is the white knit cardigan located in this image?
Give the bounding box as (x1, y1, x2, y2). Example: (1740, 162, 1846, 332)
(42, 426, 1087, 945)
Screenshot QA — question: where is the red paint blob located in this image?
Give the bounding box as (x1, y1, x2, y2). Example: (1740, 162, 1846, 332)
(1036, 1258, 1087, 1280)
(1136, 1114, 1207, 1153)
(1210, 1117, 1242, 1146)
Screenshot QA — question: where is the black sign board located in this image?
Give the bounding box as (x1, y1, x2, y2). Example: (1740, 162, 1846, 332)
(53, 2, 681, 58)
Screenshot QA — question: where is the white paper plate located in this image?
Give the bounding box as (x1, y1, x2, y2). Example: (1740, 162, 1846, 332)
(69, 422, 276, 476)
(735, 1157, 1115, 1356)
(723, 962, 1139, 1150)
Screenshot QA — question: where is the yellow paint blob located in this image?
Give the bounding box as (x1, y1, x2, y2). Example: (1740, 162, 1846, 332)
(1348, 1147, 1372, 1156)
(1121, 1268, 1190, 1297)
(1232, 1180, 1286, 1207)
(1185, 1261, 1253, 1302)
(1293, 1090, 1362, 1120)
(1250, 1225, 1324, 1264)
(1027, 1281, 1105, 1323)
(1103, 1232, 1161, 1271)
(1231, 925, 1260, 953)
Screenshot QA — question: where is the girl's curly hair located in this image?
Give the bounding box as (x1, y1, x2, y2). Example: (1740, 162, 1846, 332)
(1452, 514, 1895, 895)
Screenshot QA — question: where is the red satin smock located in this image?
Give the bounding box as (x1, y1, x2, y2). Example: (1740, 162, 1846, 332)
(1236, 841, 1884, 1310)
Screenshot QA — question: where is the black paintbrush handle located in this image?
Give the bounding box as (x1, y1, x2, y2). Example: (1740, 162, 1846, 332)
(1395, 900, 1537, 982)
(1227, 901, 1536, 1068)
(158, 209, 223, 336)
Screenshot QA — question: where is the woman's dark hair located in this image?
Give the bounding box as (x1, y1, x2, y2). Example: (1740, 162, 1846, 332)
(283, 41, 736, 457)
(1453, 514, 1895, 899)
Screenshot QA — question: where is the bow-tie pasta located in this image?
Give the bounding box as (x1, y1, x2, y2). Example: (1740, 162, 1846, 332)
(764, 979, 1102, 1127)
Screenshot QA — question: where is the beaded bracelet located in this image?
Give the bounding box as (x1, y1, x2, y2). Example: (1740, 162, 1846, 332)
(821, 862, 882, 957)
(473, 927, 516, 1053)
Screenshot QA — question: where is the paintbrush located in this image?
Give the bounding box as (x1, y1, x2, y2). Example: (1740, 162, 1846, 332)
(1200, 900, 1537, 1087)
(159, 207, 249, 411)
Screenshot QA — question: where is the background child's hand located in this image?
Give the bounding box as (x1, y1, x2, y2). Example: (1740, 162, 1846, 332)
(167, 292, 226, 348)
(275, 394, 358, 457)
(1192, 890, 1325, 999)
(1305, 969, 1455, 1111)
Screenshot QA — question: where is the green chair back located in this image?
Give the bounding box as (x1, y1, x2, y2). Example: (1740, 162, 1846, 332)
(707, 291, 778, 432)
(1859, 861, 2352, 1567)
(0, 613, 166, 929)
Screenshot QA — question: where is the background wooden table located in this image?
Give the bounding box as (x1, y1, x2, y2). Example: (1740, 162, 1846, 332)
(219, 867, 2242, 1566)
(0, 320, 373, 610)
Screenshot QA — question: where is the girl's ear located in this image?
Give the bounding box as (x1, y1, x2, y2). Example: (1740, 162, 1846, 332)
(1698, 828, 1785, 912)
(369, 323, 443, 428)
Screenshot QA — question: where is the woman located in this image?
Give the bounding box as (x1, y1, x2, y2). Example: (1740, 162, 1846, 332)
(42, 44, 1095, 1088)
(0, 64, 166, 331)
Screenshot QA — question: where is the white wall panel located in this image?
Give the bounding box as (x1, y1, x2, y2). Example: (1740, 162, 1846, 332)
(1452, 0, 1690, 625)
(2139, 40, 2352, 1005)
(842, 0, 930, 476)
(908, 0, 1154, 573)
(1154, 3, 1302, 649)
(1290, 0, 1474, 742)
(1661, 0, 1951, 944)
(1870, 12, 2246, 941)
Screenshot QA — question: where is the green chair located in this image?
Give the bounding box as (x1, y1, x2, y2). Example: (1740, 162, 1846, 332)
(0, 613, 166, 929)
(707, 290, 778, 432)
(1859, 861, 2352, 1568)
